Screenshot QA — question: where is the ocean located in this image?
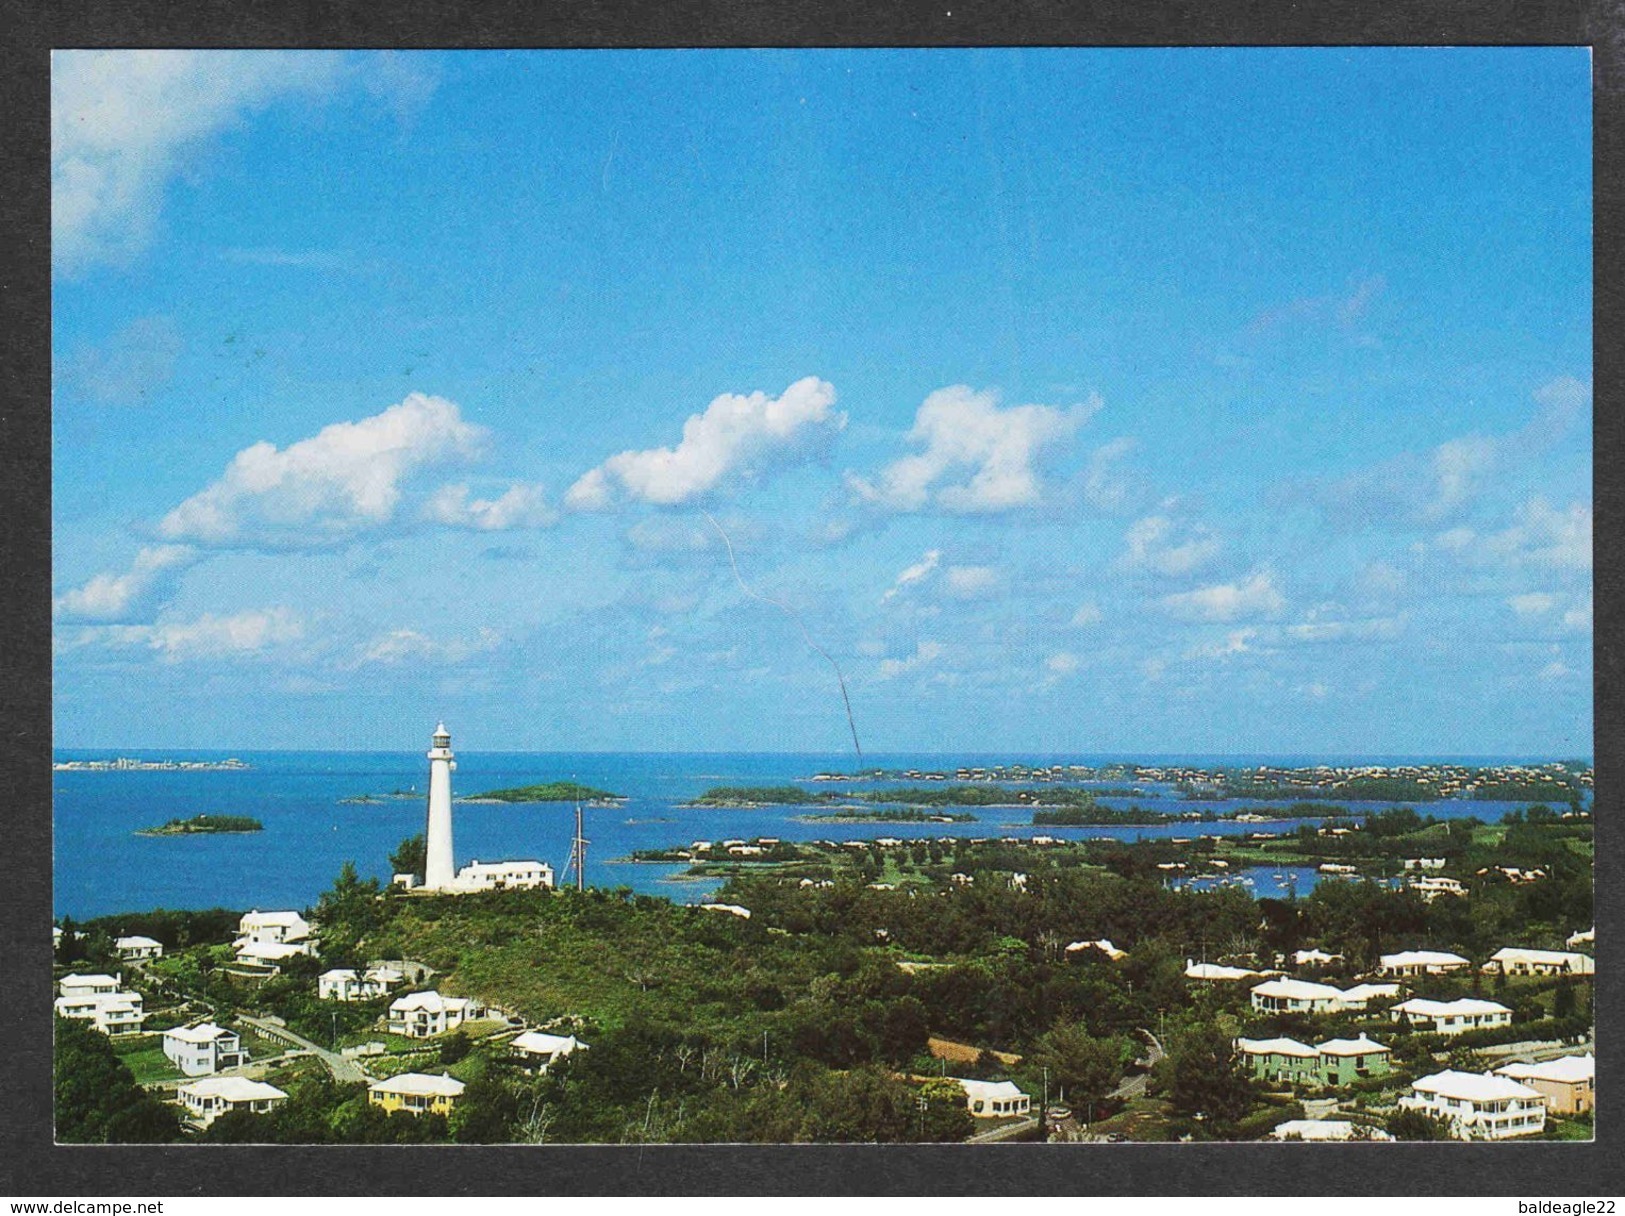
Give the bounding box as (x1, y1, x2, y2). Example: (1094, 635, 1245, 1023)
(51, 749, 1556, 919)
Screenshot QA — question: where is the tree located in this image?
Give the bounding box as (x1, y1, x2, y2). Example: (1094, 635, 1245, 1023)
(1158, 1023, 1255, 1136)
(390, 834, 427, 882)
(1031, 1022, 1127, 1118)
(1387, 1107, 1452, 1141)
(440, 1030, 473, 1065)
(54, 1017, 183, 1143)
(1553, 974, 1577, 1020)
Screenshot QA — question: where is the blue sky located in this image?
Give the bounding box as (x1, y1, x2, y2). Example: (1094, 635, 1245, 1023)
(51, 48, 1592, 756)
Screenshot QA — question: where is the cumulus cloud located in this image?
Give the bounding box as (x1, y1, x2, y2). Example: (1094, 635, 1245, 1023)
(1120, 510, 1221, 577)
(566, 377, 844, 509)
(1185, 628, 1256, 660)
(1070, 601, 1103, 628)
(1161, 571, 1285, 622)
(52, 51, 348, 273)
(881, 549, 941, 602)
(1508, 592, 1559, 618)
(352, 626, 502, 667)
(1282, 605, 1403, 644)
(847, 386, 1096, 514)
(424, 482, 557, 531)
(66, 607, 305, 661)
(158, 393, 487, 548)
(1562, 593, 1592, 633)
(63, 314, 183, 404)
(877, 640, 943, 679)
(1081, 436, 1138, 512)
(1045, 651, 1081, 675)
(1539, 659, 1575, 681)
(1428, 499, 1592, 573)
(54, 545, 199, 623)
(943, 565, 1001, 600)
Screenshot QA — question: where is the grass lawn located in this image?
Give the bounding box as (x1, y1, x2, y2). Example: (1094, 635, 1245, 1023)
(113, 1041, 185, 1085)
(1540, 1118, 1594, 1140)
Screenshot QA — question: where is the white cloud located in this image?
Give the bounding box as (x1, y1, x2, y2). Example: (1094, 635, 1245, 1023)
(877, 640, 943, 680)
(424, 482, 557, 531)
(1427, 434, 1498, 519)
(1283, 604, 1403, 644)
(1046, 651, 1081, 675)
(52, 50, 349, 273)
(1070, 601, 1103, 628)
(158, 393, 487, 548)
(1562, 593, 1592, 634)
(881, 549, 941, 602)
(71, 607, 305, 661)
(1430, 499, 1592, 573)
(1162, 572, 1285, 622)
(353, 626, 502, 667)
(1185, 628, 1256, 660)
(847, 385, 1096, 513)
(53, 545, 198, 623)
(1539, 660, 1575, 681)
(566, 377, 843, 509)
(1081, 436, 1138, 512)
(943, 565, 1001, 600)
(1120, 510, 1221, 577)
(1508, 592, 1558, 618)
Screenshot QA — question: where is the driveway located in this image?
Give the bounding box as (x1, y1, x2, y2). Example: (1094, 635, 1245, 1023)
(237, 1013, 367, 1083)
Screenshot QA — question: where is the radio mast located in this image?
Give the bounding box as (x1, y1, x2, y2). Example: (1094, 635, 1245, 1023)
(566, 798, 589, 892)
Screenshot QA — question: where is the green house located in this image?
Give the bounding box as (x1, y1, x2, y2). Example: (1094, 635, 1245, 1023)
(1316, 1035, 1392, 1086)
(1236, 1037, 1320, 1086)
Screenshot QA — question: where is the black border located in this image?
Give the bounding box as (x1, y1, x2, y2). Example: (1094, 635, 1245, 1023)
(4, 0, 1620, 1197)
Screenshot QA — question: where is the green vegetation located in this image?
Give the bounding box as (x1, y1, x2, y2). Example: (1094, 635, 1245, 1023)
(55, 1017, 183, 1143)
(802, 808, 976, 823)
(686, 785, 824, 806)
(466, 781, 623, 803)
(136, 813, 262, 836)
(1032, 806, 1183, 826)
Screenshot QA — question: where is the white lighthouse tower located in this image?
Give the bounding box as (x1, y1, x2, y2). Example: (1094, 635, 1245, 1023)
(423, 722, 457, 891)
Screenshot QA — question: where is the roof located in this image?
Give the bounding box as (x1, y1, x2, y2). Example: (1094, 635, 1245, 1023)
(1394, 997, 1511, 1017)
(180, 1077, 287, 1102)
(1342, 983, 1402, 1002)
(1380, 950, 1468, 967)
(390, 989, 462, 1013)
(116, 935, 161, 948)
(370, 1071, 466, 1097)
(1292, 948, 1340, 962)
(1235, 1036, 1317, 1059)
(164, 1022, 235, 1044)
(955, 1079, 1028, 1101)
(1495, 1054, 1594, 1084)
(1488, 947, 1588, 965)
(1066, 939, 1125, 958)
(60, 973, 120, 987)
(320, 969, 358, 981)
(240, 910, 308, 927)
(1411, 1070, 1543, 1102)
(235, 940, 307, 960)
(1251, 978, 1344, 1001)
(1186, 960, 1259, 980)
(1316, 1035, 1389, 1057)
(512, 1031, 585, 1055)
(1271, 1119, 1390, 1141)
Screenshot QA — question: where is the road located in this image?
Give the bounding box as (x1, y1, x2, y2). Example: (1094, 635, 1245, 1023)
(1106, 1028, 1167, 1102)
(968, 1115, 1041, 1143)
(237, 1013, 367, 1083)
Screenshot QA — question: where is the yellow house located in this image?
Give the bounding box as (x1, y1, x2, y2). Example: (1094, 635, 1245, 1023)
(368, 1071, 466, 1116)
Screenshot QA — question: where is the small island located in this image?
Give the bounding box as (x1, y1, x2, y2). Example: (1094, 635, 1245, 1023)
(684, 785, 826, 807)
(800, 808, 977, 824)
(136, 814, 263, 836)
(463, 781, 624, 804)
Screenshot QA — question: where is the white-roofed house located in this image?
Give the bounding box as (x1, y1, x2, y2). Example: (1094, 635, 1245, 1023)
(955, 1078, 1032, 1118)
(1271, 1119, 1393, 1141)
(1235, 1037, 1319, 1086)
(319, 967, 406, 1002)
(237, 910, 313, 946)
(233, 939, 313, 972)
(1483, 947, 1595, 977)
(1249, 978, 1346, 1014)
(58, 973, 122, 998)
(115, 935, 163, 961)
(369, 1071, 466, 1116)
(511, 1031, 588, 1072)
(1408, 876, 1467, 901)
(387, 990, 486, 1038)
(176, 1077, 287, 1127)
(1066, 939, 1127, 960)
(1290, 947, 1342, 967)
(1566, 927, 1594, 949)
(1390, 997, 1513, 1036)
(1398, 1070, 1546, 1139)
(1340, 982, 1402, 1009)
(1378, 950, 1470, 977)
(162, 1022, 246, 1076)
(1316, 1034, 1392, 1085)
(1186, 959, 1263, 982)
(450, 859, 554, 891)
(698, 903, 752, 919)
(54, 989, 145, 1036)
(1493, 1054, 1594, 1116)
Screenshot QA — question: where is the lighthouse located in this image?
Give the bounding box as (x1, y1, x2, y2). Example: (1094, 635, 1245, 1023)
(423, 722, 457, 890)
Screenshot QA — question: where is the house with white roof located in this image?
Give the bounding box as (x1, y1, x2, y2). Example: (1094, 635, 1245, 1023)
(1402, 858, 1446, 871)
(1290, 947, 1342, 967)
(1340, 982, 1402, 1007)
(233, 939, 314, 971)
(1566, 927, 1594, 949)
(449, 859, 554, 891)
(1271, 1119, 1393, 1141)
(1187, 959, 1265, 982)
(237, 910, 313, 946)
(1483, 947, 1594, 977)
(698, 903, 751, 918)
(1390, 997, 1512, 1036)
(1066, 939, 1126, 960)
(387, 990, 486, 1038)
(1493, 1054, 1593, 1116)
(54, 989, 146, 1036)
(115, 935, 163, 961)
(1398, 1070, 1546, 1139)
(955, 1078, 1031, 1118)
(162, 1023, 246, 1076)
(511, 1031, 587, 1072)
(318, 967, 406, 1002)
(1249, 978, 1346, 1014)
(58, 973, 122, 998)
(176, 1077, 287, 1127)
(369, 1071, 466, 1116)
(1317, 1035, 1392, 1085)
(1378, 950, 1469, 977)
(1407, 876, 1467, 901)
(1236, 1037, 1320, 1086)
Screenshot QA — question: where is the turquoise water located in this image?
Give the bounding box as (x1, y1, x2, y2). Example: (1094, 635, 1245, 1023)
(52, 749, 1552, 918)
